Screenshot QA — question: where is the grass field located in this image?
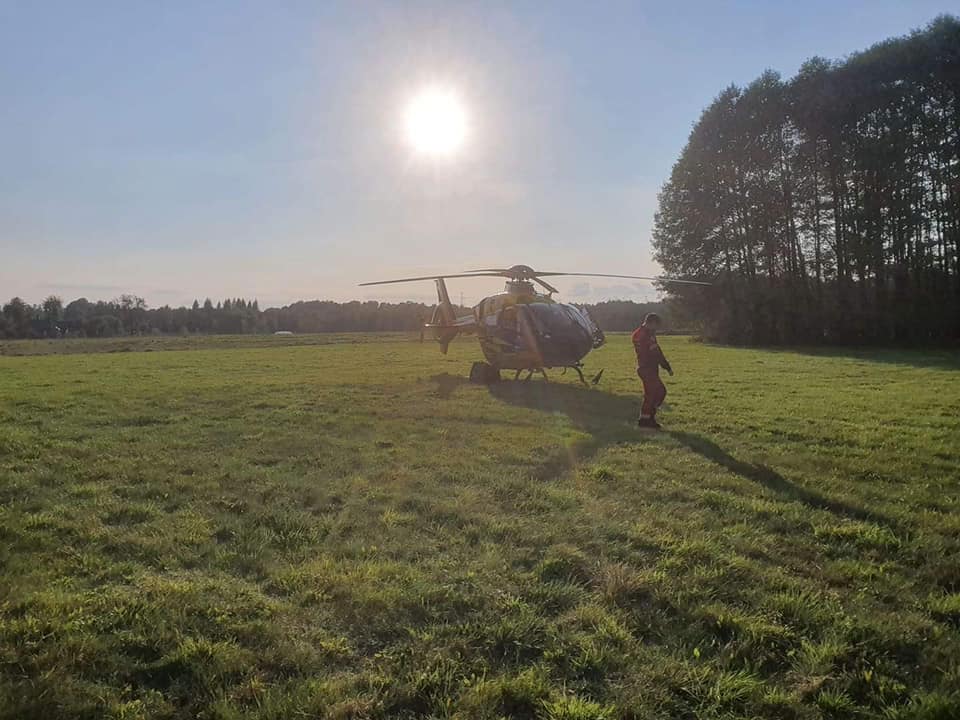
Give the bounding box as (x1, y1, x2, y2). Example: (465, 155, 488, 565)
(1, 334, 959, 720)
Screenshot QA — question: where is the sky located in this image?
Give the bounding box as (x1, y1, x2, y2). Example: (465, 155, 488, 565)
(1, 0, 954, 308)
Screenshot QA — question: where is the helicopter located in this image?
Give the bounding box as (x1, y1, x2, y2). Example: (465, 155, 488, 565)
(360, 265, 710, 384)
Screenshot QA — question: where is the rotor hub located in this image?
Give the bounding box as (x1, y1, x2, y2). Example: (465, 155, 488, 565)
(506, 265, 537, 280)
(505, 279, 535, 295)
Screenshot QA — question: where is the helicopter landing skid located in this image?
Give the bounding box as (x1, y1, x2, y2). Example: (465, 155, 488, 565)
(558, 364, 586, 385)
(558, 364, 604, 386)
(515, 369, 548, 382)
(508, 365, 602, 385)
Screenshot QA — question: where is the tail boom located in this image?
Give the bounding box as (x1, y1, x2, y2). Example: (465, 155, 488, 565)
(427, 278, 476, 353)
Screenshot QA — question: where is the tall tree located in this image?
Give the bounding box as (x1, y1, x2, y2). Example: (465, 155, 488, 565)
(655, 16, 960, 345)
(2, 297, 33, 338)
(41, 295, 64, 335)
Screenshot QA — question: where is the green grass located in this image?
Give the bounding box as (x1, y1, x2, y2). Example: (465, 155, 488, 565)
(0, 332, 409, 357)
(1, 334, 958, 719)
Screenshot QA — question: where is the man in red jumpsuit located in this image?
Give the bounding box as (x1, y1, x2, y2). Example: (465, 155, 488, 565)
(632, 313, 673, 429)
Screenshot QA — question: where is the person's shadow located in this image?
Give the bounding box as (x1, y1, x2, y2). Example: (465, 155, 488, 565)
(430, 373, 894, 527)
(667, 431, 893, 526)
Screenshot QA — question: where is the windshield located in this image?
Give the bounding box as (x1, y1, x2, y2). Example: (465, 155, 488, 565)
(519, 303, 595, 366)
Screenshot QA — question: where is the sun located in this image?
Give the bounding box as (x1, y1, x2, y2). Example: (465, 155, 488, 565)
(403, 87, 468, 158)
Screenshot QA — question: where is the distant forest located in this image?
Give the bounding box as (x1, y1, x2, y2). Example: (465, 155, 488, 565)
(0, 294, 671, 339)
(655, 16, 960, 345)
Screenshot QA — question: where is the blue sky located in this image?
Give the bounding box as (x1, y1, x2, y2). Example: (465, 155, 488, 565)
(1, 0, 953, 307)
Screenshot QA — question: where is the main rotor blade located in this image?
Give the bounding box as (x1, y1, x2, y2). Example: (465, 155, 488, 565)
(532, 272, 712, 286)
(359, 272, 503, 286)
(462, 268, 712, 286)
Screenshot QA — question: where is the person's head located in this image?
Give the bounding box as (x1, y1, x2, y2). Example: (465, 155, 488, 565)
(643, 313, 662, 331)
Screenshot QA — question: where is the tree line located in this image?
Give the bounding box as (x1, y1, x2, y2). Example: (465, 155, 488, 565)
(654, 15, 960, 345)
(0, 295, 672, 339)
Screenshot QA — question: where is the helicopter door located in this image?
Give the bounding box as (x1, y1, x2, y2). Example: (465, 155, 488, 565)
(495, 306, 522, 350)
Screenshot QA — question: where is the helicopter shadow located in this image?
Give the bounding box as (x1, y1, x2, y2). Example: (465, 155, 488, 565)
(428, 372, 468, 399)
(487, 379, 647, 460)
(428, 372, 647, 463)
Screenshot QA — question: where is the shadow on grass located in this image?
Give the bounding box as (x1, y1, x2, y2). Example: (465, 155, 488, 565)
(430, 374, 897, 528)
(754, 345, 960, 371)
(429, 373, 467, 399)
(487, 380, 650, 479)
(487, 379, 640, 435)
(429, 374, 648, 473)
(668, 430, 895, 526)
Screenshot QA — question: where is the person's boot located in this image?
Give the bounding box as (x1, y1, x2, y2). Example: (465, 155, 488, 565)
(638, 416, 662, 429)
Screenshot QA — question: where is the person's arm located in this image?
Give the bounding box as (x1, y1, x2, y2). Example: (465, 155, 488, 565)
(658, 346, 673, 375)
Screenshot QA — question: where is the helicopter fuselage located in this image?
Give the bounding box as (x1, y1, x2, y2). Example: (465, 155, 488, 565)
(472, 285, 604, 371)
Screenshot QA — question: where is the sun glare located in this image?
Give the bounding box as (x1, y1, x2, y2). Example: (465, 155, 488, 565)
(404, 87, 468, 158)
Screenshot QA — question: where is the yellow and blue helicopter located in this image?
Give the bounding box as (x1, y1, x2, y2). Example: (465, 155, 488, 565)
(360, 265, 709, 384)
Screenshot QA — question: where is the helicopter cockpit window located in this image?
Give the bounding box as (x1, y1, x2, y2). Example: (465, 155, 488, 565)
(520, 303, 595, 366)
